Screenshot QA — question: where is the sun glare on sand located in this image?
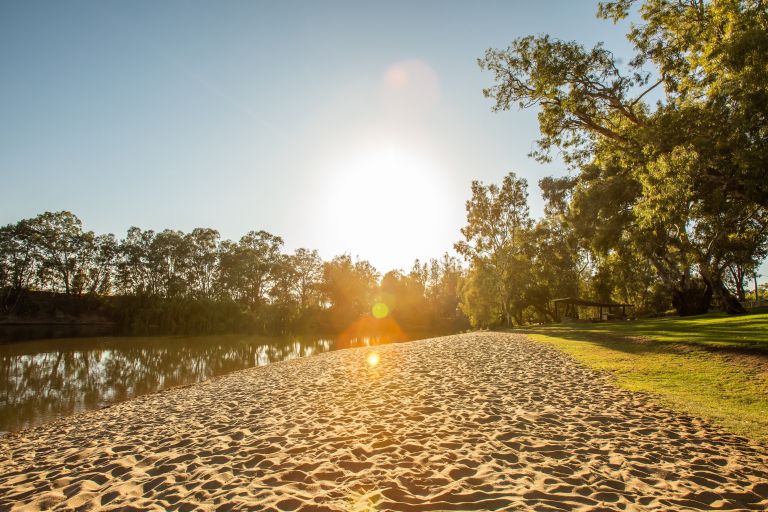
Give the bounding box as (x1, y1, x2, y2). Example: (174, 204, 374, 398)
(366, 352, 380, 367)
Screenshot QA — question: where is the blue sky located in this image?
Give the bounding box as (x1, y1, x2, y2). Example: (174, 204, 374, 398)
(3, 0, 762, 280)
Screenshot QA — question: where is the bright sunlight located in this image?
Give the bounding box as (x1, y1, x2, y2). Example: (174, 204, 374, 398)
(321, 143, 449, 265)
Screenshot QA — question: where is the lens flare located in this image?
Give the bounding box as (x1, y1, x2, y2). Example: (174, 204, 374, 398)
(372, 302, 389, 319)
(367, 352, 380, 367)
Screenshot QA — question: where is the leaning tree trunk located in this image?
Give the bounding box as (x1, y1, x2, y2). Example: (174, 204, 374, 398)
(700, 268, 747, 314)
(714, 281, 746, 314)
(649, 257, 711, 316)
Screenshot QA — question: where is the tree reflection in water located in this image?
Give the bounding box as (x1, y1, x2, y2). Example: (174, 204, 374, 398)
(0, 332, 418, 432)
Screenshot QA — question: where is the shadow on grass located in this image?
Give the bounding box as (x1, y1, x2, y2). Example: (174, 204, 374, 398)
(516, 324, 768, 359)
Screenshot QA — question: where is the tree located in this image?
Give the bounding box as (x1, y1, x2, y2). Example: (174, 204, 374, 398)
(1, 208, 474, 335)
(525, 222, 583, 321)
(455, 172, 533, 326)
(185, 228, 220, 299)
(218, 230, 283, 309)
(27, 211, 89, 294)
(459, 259, 503, 328)
(0, 220, 39, 292)
(150, 230, 190, 298)
(77, 233, 118, 295)
(425, 254, 467, 330)
(379, 266, 430, 329)
(287, 248, 324, 313)
(479, 0, 768, 314)
(0, 220, 41, 313)
(116, 227, 156, 295)
(266, 254, 300, 334)
(320, 254, 379, 331)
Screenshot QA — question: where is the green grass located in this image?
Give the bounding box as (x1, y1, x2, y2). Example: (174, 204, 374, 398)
(533, 312, 768, 350)
(522, 313, 768, 444)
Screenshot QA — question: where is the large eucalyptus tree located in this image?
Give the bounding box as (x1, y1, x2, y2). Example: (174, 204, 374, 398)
(479, 0, 768, 314)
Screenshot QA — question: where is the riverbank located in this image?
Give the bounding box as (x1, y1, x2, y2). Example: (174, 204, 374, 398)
(1, 333, 767, 510)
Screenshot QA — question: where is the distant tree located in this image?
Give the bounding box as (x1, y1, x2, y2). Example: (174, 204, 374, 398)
(455, 172, 533, 327)
(425, 254, 467, 330)
(150, 230, 190, 298)
(26, 211, 90, 294)
(219, 230, 283, 309)
(0, 209, 473, 335)
(321, 254, 379, 331)
(0, 220, 41, 313)
(116, 227, 156, 295)
(185, 228, 220, 299)
(379, 266, 430, 329)
(458, 259, 503, 328)
(0, 220, 39, 293)
(524, 219, 584, 321)
(288, 248, 324, 312)
(266, 254, 300, 334)
(78, 233, 118, 295)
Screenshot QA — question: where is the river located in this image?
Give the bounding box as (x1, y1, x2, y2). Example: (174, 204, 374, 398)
(0, 331, 438, 433)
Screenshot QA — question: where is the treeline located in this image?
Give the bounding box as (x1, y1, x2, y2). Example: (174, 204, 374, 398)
(457, 0, 767, 326)
(0, 211, 467, 335)
(4, 1, 766, 333)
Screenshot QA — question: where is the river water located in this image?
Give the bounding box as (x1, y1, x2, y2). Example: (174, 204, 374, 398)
(0, 331, 437, 433)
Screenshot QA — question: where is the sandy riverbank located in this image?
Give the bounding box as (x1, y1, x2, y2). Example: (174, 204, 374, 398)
(1, 332, 767, 511)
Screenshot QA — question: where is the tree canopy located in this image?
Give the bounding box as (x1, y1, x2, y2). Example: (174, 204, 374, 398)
(478, 0, 767, 315)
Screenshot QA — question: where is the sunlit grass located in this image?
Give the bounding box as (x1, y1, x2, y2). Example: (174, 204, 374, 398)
(525, 313, 768, 444)
(535, 312, 768, 349)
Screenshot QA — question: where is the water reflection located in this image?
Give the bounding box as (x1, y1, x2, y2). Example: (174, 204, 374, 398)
(0, 331, 426, 433)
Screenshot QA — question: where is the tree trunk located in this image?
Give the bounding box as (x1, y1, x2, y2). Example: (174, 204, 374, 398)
(715, 281, 746, 314)
(700, 268, 747, 314)
(755, 274, 760, 302)
(648, 257, 711, 316)
(728, 265, 746, 300)
(670, 279, 712, 316)
(715, 282, 747, 314)
(500, 295, 512, 328)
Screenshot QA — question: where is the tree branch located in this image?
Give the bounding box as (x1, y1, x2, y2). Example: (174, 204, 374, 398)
(630, 76, 664, 107)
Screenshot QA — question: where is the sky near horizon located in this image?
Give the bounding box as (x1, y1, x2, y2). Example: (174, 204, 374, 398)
(5, 1, 754, 278)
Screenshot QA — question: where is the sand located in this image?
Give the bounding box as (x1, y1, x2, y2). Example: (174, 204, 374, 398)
(1, 332, 767, 511)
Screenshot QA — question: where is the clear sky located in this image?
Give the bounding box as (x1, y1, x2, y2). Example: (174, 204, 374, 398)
(2, 1, 762, 280)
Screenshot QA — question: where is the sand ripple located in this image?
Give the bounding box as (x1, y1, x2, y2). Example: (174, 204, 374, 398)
(1, 333, 766, 510)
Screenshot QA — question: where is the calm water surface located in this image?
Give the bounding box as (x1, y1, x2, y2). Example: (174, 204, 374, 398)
(0, 332, 434, 433)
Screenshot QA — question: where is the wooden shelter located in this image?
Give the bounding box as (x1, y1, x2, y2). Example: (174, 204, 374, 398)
(552, 297, 633, 322)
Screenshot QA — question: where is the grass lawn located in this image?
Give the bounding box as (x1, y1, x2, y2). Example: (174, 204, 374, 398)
(522, 312, 768, 444)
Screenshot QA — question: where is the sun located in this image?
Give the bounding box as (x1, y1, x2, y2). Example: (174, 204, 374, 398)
(322, 143, 449, 267)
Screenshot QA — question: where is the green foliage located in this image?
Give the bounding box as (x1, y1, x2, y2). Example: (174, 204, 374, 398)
(524, 217, 584, 318)
(455, 172, 533, 327)
(480, 0, 768, 316)
(458, 259, 503, 328)
(320, 254, 380, 331)
(219, 230, 283, 309)
(0, 211, 467, 337)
